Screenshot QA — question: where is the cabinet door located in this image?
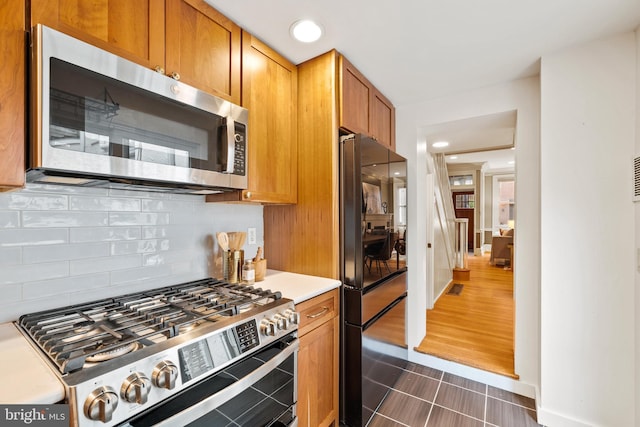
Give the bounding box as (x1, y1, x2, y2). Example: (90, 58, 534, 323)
(241, 33, 297, 204)
(298, 315, 339, 427)
(339, 55, 371, 135)
(165, 0, 241, 104)
(0, 0, 25, 190)
(371, 88, 396, 150)
(30, 0, 165, 70)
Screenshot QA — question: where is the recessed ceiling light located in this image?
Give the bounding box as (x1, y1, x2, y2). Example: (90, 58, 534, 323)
(290, 19, 323, 43)
(508, 160, 515, 165)
(449, 156, 458, 160)
(432, 141, 449, 148)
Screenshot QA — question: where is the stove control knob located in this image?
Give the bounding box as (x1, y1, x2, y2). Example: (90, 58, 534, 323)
(274, 314, 289, 330)
(283, 309, 300, 325)
(84, 386, 118, 423)
(121, 372, 151, 404)
(152, 360, 178, 390)
(260, 319, 276, 336)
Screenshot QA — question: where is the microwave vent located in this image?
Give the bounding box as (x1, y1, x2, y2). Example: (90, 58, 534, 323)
(634, 155, 640, 202)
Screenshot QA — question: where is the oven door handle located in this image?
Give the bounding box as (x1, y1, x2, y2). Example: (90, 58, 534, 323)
(153, 338, 299, 427)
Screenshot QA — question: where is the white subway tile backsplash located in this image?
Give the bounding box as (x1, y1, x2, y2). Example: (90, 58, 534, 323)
(0, 193, 68, 210)
(23, 183, 109, 196)
(0, 247, 21, 266)
(0, 184, 263, 323)
(70, 196, 141, 212)
(23, 273, 110, 300)
(109, 265, 173, 287)
(142, 199, 196, 213)
(23, 242, 110, 264)
(109, 212, 170, 226)
(70, 226, 141, 242)
(1, 261, 69, 285)
(0, 211, 20, 228)
(70, 254, 142, 275)
(23, 211, 108, 228)
(110, 239, 158, 255)
(0, 228, 68, 246)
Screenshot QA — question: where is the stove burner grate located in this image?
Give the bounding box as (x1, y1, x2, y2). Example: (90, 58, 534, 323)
(18, 278, 281, 374)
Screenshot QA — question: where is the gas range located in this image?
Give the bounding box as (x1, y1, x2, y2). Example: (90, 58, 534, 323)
(16, 278, 299, 427)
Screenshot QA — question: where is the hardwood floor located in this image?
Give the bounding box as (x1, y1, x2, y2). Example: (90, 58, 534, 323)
(415, 252, 517, 378)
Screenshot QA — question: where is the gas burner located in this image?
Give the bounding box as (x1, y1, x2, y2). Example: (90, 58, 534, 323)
(85, 342, 141, 363)
(178, 321, 201, 334)
(61, 325, 101, 343)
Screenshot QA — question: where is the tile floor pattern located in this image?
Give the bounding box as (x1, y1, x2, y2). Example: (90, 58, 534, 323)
(362, 363, 542, 427)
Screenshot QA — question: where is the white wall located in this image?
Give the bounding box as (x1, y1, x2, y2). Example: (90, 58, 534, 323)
(396, 76, 541, 397)
(0, 184, 263, 323)
(540, 32, 636, 426)
(636, 27, 640, 427)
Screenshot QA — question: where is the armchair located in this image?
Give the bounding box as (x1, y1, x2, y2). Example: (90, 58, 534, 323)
(490, 229, 513, 266)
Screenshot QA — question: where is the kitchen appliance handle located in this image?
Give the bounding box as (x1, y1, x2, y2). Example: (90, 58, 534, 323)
(152, 338, 299, 427)
(225, 116, 236, 173)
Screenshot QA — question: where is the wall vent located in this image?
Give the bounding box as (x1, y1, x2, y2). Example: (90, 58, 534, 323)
(634, 156, 640, 202)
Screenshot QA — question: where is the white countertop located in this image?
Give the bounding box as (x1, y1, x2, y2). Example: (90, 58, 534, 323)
(0, 270, 341, 405)
(0, 322, 65, 404)
(257, 269, 341, 304)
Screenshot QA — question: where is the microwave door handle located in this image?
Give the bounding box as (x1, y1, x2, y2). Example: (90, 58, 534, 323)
(224, 116, 235, 174)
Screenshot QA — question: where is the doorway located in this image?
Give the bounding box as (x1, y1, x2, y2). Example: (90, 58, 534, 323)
(420, 110, 517, 377)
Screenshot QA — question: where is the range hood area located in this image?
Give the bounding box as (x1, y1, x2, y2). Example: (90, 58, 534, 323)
(28, 25, 248, 195)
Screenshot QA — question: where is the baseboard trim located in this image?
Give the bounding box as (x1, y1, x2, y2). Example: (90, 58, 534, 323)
(536, 407, 593, 427)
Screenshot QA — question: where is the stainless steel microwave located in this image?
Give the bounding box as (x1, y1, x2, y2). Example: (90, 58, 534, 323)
(28, 24, 248, 194)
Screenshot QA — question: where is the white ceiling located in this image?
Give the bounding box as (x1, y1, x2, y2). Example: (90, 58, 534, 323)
(206, 0, 640, 170)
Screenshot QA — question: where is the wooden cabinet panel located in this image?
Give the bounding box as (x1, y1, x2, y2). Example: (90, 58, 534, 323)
(339, 55, 371, 136)
(297, 290, 339, 427)
(297, 288, 339, 336)
(339, 55, 395, 149)
(208, 32, 297, 204)
(0, 0, 26, 190)
(371, 88, 396, 150)
(31, 0, 240, 104)
(264, 51, 340, 277)
(166, 0, 241, 104)
(30, 0, 165, 69)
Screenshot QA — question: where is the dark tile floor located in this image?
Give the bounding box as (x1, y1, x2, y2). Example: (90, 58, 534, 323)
(363, 362, 542, 427)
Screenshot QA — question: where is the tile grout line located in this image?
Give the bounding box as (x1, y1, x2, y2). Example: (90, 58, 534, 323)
(484, 383, 488, 427)
(423, 369, 444, 426)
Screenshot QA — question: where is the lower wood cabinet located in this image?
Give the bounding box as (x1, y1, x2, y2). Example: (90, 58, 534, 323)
(296, 288, 340, 427)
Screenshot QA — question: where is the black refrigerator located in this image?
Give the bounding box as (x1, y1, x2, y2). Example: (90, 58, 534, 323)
(340, 134, 409, 426)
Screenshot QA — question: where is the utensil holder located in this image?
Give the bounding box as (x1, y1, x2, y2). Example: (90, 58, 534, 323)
(254, 259, 267, 282)
(225, 250, 244, 283)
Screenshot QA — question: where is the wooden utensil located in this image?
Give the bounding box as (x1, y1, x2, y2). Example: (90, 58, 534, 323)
(216, 232, 229, 251)
(253, 247, 263, 262)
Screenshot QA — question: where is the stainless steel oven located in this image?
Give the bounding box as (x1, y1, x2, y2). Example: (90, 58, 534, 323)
(16, 279, 298, 427)
(122, 334, 298, 427)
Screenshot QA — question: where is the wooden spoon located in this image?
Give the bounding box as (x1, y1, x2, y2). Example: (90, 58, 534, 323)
(216, 232, 229, 252)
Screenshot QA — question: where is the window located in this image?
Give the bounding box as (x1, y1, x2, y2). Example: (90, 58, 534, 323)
(454, 193, 475, 209)
(497, 180, 514, 228)
(449, 174, 473, 187)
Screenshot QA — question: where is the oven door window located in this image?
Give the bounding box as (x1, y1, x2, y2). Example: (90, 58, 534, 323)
(49, 58, 243, 174)
(123, 336, 298, 427)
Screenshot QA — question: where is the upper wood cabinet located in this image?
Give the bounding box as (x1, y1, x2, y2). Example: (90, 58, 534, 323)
(0, 0, 26, 191)
(165, 0, 241, 104)
(339, 55, 395, 150)
(31, 0, 241, 104)
(207, 32, 298, 204)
